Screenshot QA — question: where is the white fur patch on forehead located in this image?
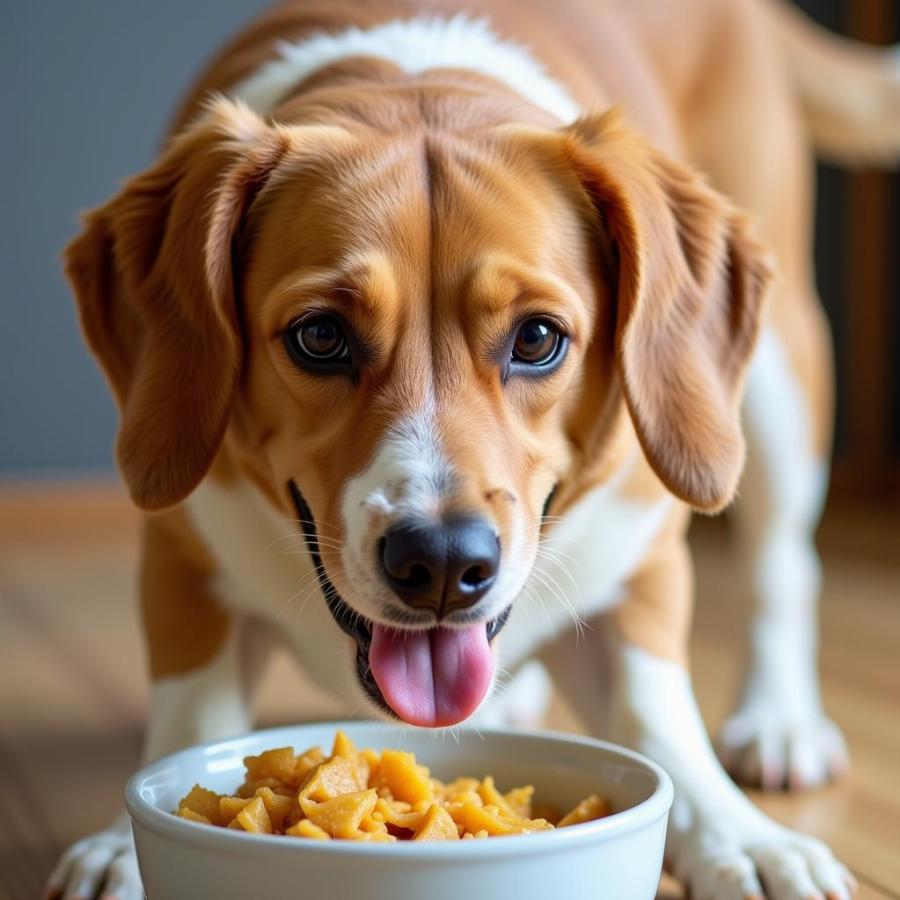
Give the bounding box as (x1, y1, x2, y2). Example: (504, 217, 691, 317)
(231, 14, 581, 123)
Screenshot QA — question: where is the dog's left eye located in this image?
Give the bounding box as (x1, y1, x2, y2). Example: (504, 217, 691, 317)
(511, 318, 564, 367)
(284, 314, 352, 372)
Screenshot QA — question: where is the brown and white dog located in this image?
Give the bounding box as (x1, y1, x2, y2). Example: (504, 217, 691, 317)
(50, 1, 900, 897)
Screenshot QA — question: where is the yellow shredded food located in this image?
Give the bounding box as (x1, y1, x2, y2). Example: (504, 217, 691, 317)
(175, 731, 610, 842)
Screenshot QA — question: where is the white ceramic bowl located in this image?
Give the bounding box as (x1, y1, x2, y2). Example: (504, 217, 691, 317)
(126, 721, 672, 900)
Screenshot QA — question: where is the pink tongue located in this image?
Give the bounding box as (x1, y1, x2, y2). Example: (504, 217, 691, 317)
(368, 624, 494, 728)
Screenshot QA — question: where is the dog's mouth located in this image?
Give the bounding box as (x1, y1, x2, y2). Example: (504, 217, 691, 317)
(288, 481, 511, 728)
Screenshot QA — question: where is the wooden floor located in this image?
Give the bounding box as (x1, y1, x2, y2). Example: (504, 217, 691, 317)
(0, 482, 897, 900)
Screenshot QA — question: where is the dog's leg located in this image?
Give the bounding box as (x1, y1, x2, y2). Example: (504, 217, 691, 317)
(678, 10, 847, 787)
(716, 322, 847, 790)
(605, 633, 855, 900)
(46, 511, 263, 900)
(547, 527, 854, 900)
(46, 631, 253, 900)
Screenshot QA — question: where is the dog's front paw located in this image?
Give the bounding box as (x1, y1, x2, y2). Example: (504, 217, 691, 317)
(45, 814, 142, 900)
(671, 824, 856, 900)
(715, 703, 848, 790)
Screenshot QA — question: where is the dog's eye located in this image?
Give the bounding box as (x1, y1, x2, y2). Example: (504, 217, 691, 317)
(285, 314, 352, 371)
(511, 318, 563, 367)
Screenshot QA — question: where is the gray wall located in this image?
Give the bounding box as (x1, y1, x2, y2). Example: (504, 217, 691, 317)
(1, 1, 267, 475)
(1, 1, 893, 475)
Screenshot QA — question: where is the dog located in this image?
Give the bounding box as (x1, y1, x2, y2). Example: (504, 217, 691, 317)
(49, 0, 900, 897)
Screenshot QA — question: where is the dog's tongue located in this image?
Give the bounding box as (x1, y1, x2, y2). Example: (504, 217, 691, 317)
(368, 624, 493, 728)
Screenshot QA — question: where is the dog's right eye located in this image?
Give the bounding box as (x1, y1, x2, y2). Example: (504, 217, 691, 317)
(284, 314, 353, 373)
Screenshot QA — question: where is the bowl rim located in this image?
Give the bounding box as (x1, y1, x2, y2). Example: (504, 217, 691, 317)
(125, 721, 673, 859)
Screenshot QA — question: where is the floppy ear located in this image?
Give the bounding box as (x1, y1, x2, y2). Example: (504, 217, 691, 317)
(564, 111, 773, 512)
(64, 98, 292, 510)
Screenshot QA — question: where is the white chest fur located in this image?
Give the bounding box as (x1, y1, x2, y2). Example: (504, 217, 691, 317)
(482, 457, 672, 668)
(185, 478, 360, 704)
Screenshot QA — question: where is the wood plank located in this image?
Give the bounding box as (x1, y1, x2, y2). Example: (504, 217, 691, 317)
(0, 482, 897, 897)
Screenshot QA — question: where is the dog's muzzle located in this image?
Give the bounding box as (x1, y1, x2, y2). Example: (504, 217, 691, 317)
(287, 480, 512, 725)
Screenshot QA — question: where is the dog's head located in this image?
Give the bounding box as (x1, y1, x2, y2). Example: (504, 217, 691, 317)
(66, 96, 770, 726)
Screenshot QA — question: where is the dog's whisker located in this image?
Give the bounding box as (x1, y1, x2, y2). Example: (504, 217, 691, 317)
(545, 583, 588, 642)
(535, 543, 582, 571)
(517, 585, 545, 625)
(536, 533, 594, 554)
(280, 516, 344, 538)
(535, 538, 576, 555)
(527, 567, 587, 641)
(519, 582, 554, 630)
(280, 536, 346, 553)
(534, 547, 585, 603)
(272, 567, 329, 624)
(281, 530, 346, 549)
(275, 540, 347, 558)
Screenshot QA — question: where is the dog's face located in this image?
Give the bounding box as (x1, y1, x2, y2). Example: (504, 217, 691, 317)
(232, 122, 605, 725)
(67, 99, 769, 727)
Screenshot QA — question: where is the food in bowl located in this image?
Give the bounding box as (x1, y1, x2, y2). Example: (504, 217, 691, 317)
(129, 722, 673, 900)
(176, 730, 609, 841)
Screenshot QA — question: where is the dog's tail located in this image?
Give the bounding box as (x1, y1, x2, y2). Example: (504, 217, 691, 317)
(767, 0, 900, 167)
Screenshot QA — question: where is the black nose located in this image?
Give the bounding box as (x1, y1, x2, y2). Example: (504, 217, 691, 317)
(380, 517, 500, 617)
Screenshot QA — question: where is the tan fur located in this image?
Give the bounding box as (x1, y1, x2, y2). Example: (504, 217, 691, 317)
(65, 101, 294, 510)
(53, 9, 900, 896)
(610, 504, 693, 665)
(63, 0, 896, 681)
(562, 112, 772, 512)
(229, 101, 603, 605)
(763, 0, 900, 167)
(140, 508, 233, 679)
